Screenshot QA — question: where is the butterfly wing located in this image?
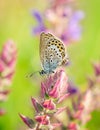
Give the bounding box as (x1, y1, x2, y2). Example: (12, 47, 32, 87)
(40, 32, 68, 74)
(40, 32, 54, 73)
(46, 36, 66, 72)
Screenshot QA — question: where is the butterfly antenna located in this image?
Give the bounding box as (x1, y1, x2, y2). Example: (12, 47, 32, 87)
(26, 71, 40, 78)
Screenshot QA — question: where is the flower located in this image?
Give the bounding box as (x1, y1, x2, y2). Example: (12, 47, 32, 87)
(0, 40, 17, 115)
(67, 122, 79, 130)
(68, 81, 78, 95)
(93, 61, 100, 76)
(87, 61, 100, 111)
(20, 69, 70, 129)
(41, 69, 69, 102)
(31, 97, 43, 113)
(32, 0, 84, 45)
(61, 11, 84, 43)
(19, 114, 35, 129)
(32, 10, 46, 35)
(35, 115, 50, 125)
(42, 99, 56, 110)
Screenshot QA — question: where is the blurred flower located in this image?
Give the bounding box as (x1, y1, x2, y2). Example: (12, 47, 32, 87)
(93, 61, 100, 76)
(68, 81, 78, 95)
(0, 40, 17, 115)
(80, 90, 93, 125)
(32, 0, 84, 45)
(86, 61, 100, 111)
(35, 115, 50, 125)
(32, 10, 46, 35)
(62, 11, 84, 43)
(0, 90, 10, 101)
(67, 122, 79, 130)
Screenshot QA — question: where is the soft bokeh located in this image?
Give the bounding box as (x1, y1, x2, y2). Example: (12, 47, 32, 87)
(0, 0, 100, 130)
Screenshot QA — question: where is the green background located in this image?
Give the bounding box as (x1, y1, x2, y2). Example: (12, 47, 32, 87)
(0, 0, 100, 130)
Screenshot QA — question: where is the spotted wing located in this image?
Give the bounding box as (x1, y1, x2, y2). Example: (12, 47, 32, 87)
(40, 32, 67, 74)
(46, 36, 66, 72)
(40, 32, 54, 71)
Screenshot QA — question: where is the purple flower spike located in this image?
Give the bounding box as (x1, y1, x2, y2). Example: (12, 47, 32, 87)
(32, 24, 46, 35)
(67, 22, 82, 41)
(65, 10, 84, 42)
(31, 1, 84, 45)
(71, 11, 85, 22)
(32, 10, 46, 35)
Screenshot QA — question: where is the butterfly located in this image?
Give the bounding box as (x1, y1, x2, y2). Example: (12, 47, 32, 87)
(39, 32, 68, 76)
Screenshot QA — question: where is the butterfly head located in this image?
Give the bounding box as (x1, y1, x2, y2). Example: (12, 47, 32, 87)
(39, 70, 47, 76)
(39, 69, 55, 76)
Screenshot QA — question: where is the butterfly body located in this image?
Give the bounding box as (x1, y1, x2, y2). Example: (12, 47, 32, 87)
(39, 32, 68, 76)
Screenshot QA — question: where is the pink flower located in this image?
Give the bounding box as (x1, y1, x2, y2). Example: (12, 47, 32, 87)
(1, 40, 17, 66)
(31, 97, 43, 113)
(19, 114, 34, 129)
(0, 40, 17, 113)
(32, 0, 84, 45)
(35, 115, 50, 125)
(93, 61, 100, 76)
(41, 69, 69, 102)
(0, 60, 5, 72)
(68, 122, 78, 130)
(0, 90, 10, 101)
(0, 40, 17, 83)
(42, 99, 56, 110)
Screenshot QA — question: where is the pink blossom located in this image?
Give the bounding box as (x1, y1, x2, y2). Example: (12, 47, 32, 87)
(35, 115, 50, 125)
(31, 97, 43, 113)
(0, 60, 5, 72)
(42, 69, 69, 101)
(1, 40, 17, 65)
(68, 122, 78, 130)
(0, 40, 17, 114)
(93, 61, 100, 76)
(19, 114, 34, 129)
(42, 99, 56, 110)
(0, 90, 10, 101)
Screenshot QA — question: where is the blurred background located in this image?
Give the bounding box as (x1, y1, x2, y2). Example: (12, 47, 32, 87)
(0, 0, 100, 130)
